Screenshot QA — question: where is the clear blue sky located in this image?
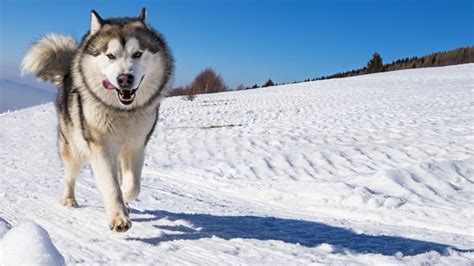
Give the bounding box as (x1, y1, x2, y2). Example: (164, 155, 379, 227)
(0, 0, 472, 88)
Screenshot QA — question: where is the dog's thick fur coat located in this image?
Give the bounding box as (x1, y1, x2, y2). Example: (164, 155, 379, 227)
(22, 9, 173, 232)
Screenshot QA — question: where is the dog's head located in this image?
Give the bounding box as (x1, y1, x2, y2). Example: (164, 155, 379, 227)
(77, 8, 173, 109)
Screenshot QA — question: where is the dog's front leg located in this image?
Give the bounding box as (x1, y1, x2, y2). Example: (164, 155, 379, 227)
(90, 143, 131, 232)
(120, 147, 145, 204)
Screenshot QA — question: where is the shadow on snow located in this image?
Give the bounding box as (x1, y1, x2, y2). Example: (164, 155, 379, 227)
(128, 209, 471, 256)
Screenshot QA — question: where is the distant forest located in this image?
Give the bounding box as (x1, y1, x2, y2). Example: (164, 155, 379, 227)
(169, 46, 473, 98)
(309, 46, 474, 82)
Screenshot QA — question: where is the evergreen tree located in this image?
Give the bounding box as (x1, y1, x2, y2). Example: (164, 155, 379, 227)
(262, 79, 275, 87)
(366, 52, 383, 73)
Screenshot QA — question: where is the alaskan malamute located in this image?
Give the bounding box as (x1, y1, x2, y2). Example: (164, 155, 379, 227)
(22, 8, 174, 232)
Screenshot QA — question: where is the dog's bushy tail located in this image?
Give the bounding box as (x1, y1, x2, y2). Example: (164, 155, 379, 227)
(21, 34, 77, 87)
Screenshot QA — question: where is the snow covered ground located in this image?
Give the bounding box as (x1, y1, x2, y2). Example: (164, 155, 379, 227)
(0, 64, 473, 264)
(1, 221, 65, 266)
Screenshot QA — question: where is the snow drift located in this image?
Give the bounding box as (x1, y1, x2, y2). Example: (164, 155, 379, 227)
(0, 221, 65, 266)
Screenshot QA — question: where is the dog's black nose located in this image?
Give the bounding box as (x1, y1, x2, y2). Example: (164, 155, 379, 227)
(117, 74, 134, 88)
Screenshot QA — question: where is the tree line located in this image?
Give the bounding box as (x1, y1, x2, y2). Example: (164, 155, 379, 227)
(168, 46, 473, 99)
(312, 46, 473, 81)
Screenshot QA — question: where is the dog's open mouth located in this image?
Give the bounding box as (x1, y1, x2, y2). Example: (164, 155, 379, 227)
(102, 77, 144, 106)
(116, 89, 136, 105)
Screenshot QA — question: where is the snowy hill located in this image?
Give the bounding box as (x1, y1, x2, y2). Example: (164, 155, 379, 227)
(0, 79, 55, 113)
(0, 64, 473, 264)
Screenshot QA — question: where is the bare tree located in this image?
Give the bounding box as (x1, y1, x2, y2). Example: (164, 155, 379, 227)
(190, 68, 229, 94)
(167, 67, 230, 98)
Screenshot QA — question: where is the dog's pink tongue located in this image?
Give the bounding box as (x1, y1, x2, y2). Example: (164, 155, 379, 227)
(102, 80, 116, 91)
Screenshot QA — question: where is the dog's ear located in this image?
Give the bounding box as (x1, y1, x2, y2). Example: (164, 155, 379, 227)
(139, 8, 147, 25)
(90, 10, 103, 35)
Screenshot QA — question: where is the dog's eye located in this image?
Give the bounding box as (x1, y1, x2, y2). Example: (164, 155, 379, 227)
(106, 54, 116, 60)
(132, 51, 143, 59)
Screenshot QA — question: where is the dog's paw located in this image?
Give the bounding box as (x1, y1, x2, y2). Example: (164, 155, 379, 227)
(109, 214, 132, 232)
(61, 198, 78, 208)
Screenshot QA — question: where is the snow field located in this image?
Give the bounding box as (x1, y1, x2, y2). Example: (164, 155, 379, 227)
(0, 64, 473, 264)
